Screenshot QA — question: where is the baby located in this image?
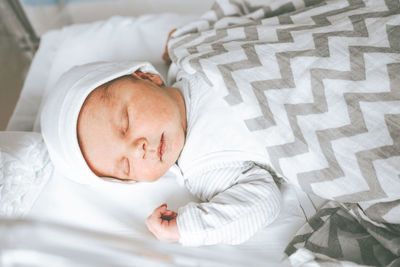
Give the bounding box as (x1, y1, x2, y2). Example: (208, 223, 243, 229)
(41, 61, 281, 247)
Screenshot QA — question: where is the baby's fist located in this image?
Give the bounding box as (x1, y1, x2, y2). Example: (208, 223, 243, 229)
(146, 204, 180, 243)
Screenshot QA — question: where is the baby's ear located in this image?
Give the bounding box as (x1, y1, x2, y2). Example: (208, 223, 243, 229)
(132, 71, 164, 87)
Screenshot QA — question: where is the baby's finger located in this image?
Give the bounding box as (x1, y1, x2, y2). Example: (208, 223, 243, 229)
(147, 204, 167, 227)
(161, 209, 174, 216)
(155, 203, 167, 213)
(149, 204, 166, 218)
(161, 210, 177, 220)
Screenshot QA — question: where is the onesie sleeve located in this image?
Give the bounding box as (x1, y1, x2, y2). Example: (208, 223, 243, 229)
(177, 161, 281, 246)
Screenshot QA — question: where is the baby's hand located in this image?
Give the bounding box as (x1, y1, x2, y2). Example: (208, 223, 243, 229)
(162, 29, 176, 65)
(146, 203, 180, 243)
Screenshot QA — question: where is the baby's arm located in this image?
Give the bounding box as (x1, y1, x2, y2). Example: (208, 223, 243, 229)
(176, 162, 281, 246)
(146, 162, 281, 246)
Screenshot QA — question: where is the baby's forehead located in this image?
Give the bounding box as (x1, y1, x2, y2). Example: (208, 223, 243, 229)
(86, 75, 136, 104)
(83, 81, 116, 109)
(80, 75, 138, 118)
(90, 82, 114, 103)
(78, 86, 110, 123)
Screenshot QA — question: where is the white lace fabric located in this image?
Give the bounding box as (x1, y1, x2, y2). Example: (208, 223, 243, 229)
(0, 132, 53, 216)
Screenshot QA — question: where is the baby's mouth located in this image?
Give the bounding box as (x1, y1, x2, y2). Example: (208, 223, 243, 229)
(158, 133, 166, 161)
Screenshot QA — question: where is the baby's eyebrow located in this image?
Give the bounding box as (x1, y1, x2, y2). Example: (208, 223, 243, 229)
(98, 82, 114, 103)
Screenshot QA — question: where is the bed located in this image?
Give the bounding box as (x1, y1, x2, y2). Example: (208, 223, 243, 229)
(1, 3, 319, 267)
(1, 0, 399, 266)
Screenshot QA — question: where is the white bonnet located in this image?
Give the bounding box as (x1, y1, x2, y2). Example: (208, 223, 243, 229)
(40, 61, 162, 185)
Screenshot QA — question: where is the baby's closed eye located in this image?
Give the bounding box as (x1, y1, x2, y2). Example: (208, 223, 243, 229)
(120, 108, 130, 135)
(122, 157, 130, 176)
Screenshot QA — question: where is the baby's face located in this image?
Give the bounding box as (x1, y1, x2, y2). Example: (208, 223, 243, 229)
(77, 75, 186, 182)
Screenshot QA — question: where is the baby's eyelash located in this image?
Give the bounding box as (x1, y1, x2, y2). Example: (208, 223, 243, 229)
(121, 109, 130, 135)
(125, 110, 130, 132)
(123, 158, 130, 176)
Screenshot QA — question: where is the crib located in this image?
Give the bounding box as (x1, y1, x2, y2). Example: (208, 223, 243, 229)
(1, 1, 399, 266)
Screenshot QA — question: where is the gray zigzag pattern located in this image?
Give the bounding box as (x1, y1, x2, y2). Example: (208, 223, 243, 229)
(174, 0, 360, 117)
(286, 203, 399, 265)
(298, 60, 400, 203)
(169, 0, 325, 103)
(364, 197, 400, 224)
(219, 1, 398, 202)
(171, 0, 400, 203)
(282, 25, 400, 202)
(247, 0, 367, 130)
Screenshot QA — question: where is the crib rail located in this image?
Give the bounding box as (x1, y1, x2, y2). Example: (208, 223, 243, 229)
(0, 0, 39, 58)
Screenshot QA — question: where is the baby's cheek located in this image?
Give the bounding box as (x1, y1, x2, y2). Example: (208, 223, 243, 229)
(140, 161, 167, 182)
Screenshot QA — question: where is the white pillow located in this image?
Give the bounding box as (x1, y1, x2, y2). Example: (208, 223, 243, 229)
(0, 131, 53, 216)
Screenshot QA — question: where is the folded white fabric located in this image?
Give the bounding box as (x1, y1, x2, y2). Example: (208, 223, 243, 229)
(0, 131, 53, 216)
(40, 61, 162, 186)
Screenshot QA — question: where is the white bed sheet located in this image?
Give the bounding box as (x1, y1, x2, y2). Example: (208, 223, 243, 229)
(5, 11, 322, 267)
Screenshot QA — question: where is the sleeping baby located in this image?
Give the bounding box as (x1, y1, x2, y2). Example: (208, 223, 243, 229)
(41, 60, 281, 247)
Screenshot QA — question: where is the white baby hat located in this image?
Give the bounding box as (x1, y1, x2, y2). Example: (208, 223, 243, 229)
(41, 61, 162, 185)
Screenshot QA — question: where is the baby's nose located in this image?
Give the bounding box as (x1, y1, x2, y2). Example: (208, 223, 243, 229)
(133, 138, 147, 159)
(132, 138, 158, 160)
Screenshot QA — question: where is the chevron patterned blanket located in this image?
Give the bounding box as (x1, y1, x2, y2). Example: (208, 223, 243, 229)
(169, 0, 400, 265)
